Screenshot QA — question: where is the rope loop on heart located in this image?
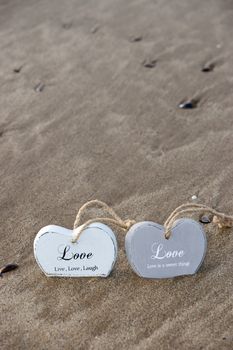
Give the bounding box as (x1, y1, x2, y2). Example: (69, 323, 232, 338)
(164, 202, 233, 239)
(72, 200, 136, 243)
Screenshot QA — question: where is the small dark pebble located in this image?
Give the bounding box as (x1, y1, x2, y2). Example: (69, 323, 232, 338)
(34, 82, 45, 92)
(178, 99, 198, 109)
(13, 66, 23, 73)
(201, 62, 215, 72)
(130, 36, 142, 42)
(0, 263, 18, 276)
(91, 26, 99, 34)
(199, 215, 212, 224)
(62, 22, 72, 29)
(142, 59, 157, 68)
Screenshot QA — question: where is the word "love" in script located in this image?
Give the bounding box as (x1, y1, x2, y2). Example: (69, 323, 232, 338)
(151, 243, 184, 260)
(57, 245, 93, 261)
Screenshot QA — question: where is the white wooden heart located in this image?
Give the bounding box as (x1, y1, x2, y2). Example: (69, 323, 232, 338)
(34, 222, 117, 277)
(125, 218, 207, 279)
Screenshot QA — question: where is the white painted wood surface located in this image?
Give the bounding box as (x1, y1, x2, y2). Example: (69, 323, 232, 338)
(34, 222, 117, 277)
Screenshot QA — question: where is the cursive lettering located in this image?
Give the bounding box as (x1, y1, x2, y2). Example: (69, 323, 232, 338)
(57, 245, 93, 261)
(151, 243, 184, 260)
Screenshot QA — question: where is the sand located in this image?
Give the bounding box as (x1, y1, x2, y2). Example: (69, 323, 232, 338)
(1, 0, 233, 349)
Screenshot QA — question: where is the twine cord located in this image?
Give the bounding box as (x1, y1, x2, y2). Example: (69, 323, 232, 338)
(72, 200, 136, 243)
(164, 202, 233, 239)
(71, 200, 233, 243)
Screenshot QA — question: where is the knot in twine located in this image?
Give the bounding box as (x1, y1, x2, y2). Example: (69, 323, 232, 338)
(164, 202, 233, 239)
(72, 200, 136, 243)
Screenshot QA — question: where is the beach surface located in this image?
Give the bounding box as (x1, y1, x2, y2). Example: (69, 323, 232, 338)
(1, 0, 233, 349)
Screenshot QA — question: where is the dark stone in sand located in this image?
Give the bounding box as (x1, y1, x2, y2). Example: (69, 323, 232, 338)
(130, 36, 142, 42)
(199, 215, 212, 224)
(202, 62, 215, 72)
(13, 66, 23, 73)
(0, 263, 18, 276)
(91, 26, 99, 34)
(178, 99, 198, 109)
(62, 22, 72, 29)
(142, 59, 156, 68)
(34, 82, 45, 92)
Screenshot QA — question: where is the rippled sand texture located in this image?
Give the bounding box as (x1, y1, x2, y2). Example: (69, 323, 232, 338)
(1, 0, 233, 349)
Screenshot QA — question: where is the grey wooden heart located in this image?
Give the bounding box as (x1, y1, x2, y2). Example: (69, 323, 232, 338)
(125, 219, 207, 279)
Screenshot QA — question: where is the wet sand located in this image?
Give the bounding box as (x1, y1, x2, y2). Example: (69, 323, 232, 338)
(1, 0, 233, 349)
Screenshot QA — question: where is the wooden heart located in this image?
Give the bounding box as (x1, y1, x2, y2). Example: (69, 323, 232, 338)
(125, 219, 207, 278)
(34, 222, 117, 277)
